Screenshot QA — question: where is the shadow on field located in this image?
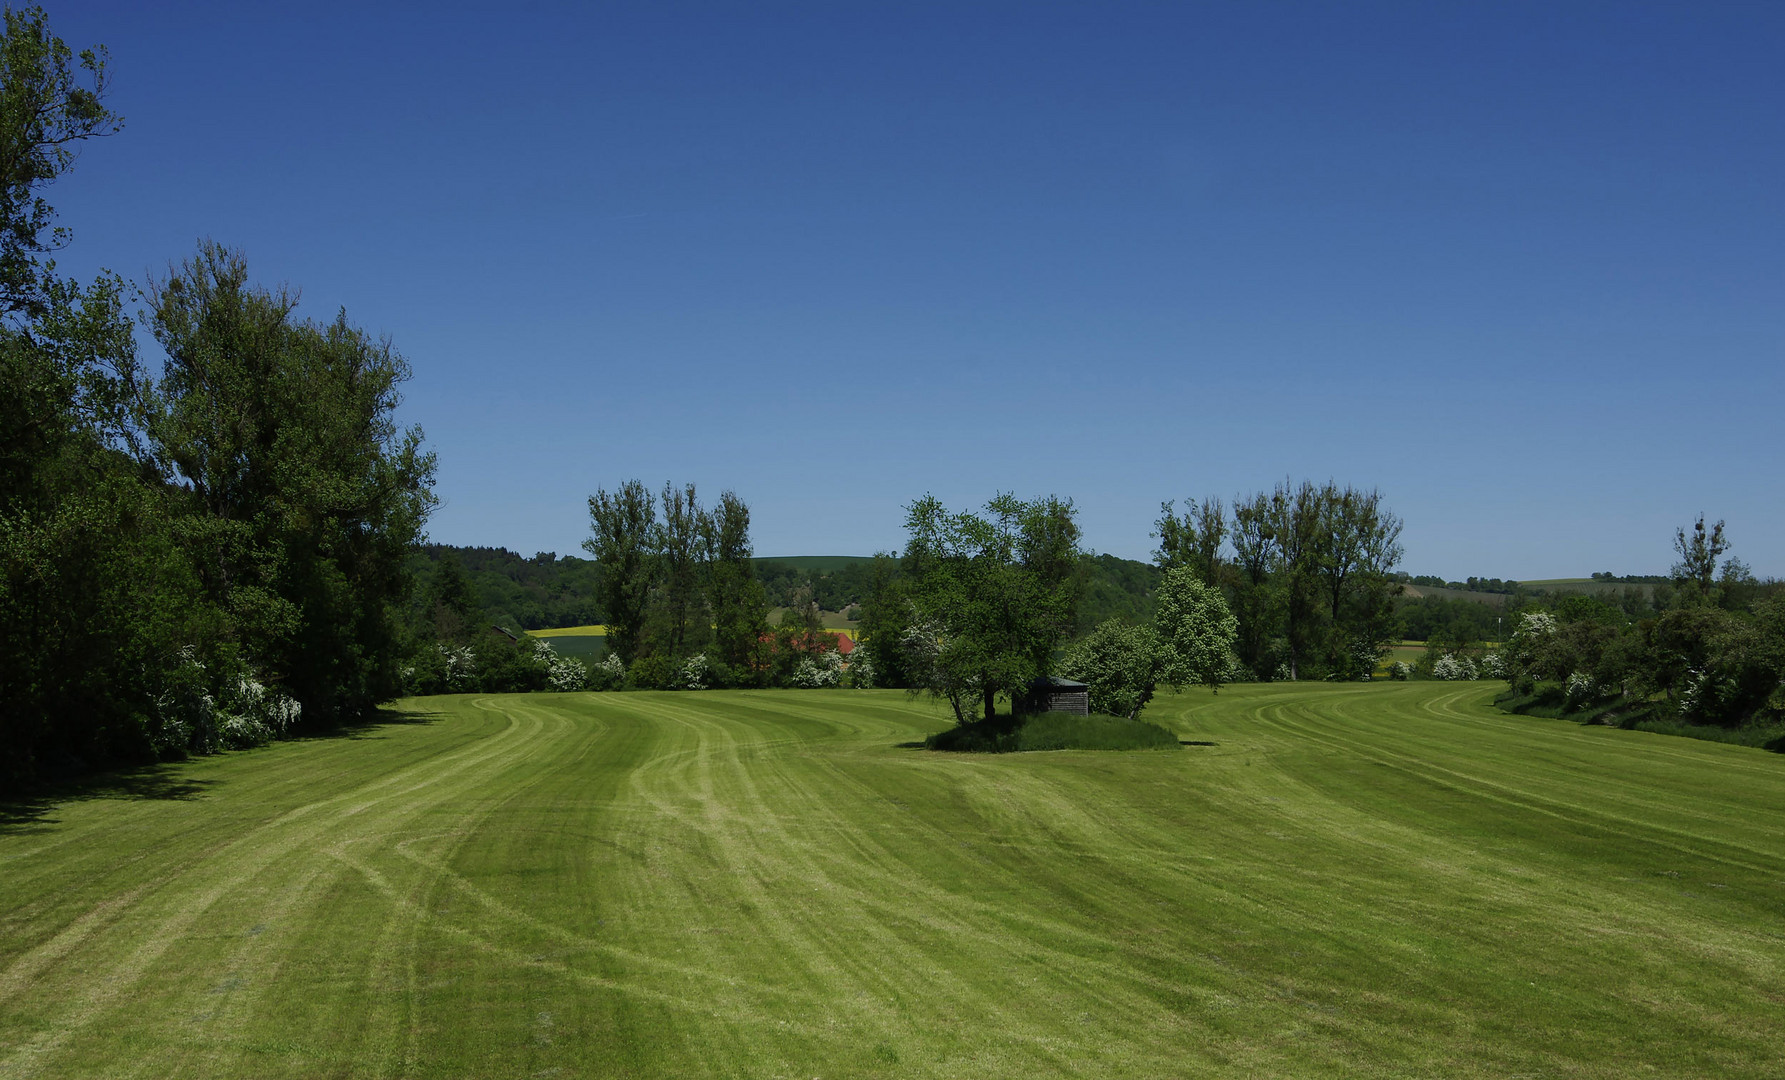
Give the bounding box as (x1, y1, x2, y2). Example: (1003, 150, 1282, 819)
(893, 741, 927, 750)
(0, 707, 445, 836)
(288, 706, 445, 742)
(0, 764, 216, 836)
(1180, 740, 1218, 747)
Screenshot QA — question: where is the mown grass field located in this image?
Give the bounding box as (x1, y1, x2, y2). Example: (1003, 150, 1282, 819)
(3, 684, 1782, 1078)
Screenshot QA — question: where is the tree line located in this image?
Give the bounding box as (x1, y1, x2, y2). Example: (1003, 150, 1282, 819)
(1154, 480, 1404, 682)
(854, 493, 1242, 725)
(1, 10, 434, 788)
(1446, 516, 1784, 736)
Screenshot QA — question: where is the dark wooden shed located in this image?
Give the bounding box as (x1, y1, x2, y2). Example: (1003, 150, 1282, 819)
(1017, 676, 1090, 716)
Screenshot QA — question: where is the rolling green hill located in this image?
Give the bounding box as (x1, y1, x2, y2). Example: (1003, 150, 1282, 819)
(4, 684, 1781, 1077)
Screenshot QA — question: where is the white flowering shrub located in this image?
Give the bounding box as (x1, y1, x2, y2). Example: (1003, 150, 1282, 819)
(675, 653, 711, 691)
(846, 652, 875, 689)
(151, 648, 299, 754)
(1431, 654, 1479, 681)
(530, 640, 588, 692)
(1564, 671, 1597, 710)
(1478, 652, 1506, 679)
(213, 674, 301, 748)
(792, 649, 844, 688)
(1516, 612, 1558, 639)
(1389, 661, 1412, 681)
(587, 652, 625, 691)
(440, 644, 477, 691)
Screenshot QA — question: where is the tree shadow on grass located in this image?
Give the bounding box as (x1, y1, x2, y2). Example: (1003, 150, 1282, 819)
(893, 741, 928, 750)
(286, 706, 446, 743)
(1, 763, 216, 836)
(1, 707, 446, 836)
(1179, 740, 1218, 746)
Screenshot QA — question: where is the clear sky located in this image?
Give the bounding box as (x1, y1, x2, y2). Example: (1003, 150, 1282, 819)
(46, 1, 1785, 577)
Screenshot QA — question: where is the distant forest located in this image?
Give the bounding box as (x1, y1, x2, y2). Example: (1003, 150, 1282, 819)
(417, 541, 1578, 649)
(412, 545, 1163, 637)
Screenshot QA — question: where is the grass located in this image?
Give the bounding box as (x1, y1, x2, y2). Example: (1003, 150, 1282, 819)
(924, 710, 1179, 752)
(3, 683, 1783, 1077)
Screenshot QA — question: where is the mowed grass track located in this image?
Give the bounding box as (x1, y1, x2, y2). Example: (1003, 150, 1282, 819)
(2, 685, 1782, 1078)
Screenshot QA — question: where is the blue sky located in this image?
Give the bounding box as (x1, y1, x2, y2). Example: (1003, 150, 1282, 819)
(47, 1, 1785, 577)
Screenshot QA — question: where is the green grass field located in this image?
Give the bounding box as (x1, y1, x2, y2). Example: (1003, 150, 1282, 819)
(3, 684, 1782, 1077)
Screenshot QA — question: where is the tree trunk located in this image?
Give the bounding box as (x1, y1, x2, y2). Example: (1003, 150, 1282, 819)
(983, 686, 996, 722)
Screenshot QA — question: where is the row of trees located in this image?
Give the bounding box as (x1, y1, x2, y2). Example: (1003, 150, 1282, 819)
(584, 481, 766, 671)
(1, 10, 434, 787)
(1155, 480, 1404, 681)
(1467, 517, 1785, 729)
(856, 494, 1241, 725)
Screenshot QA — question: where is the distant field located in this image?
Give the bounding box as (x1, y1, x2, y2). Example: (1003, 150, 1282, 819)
(1399, 584, 1510, 607)
(1522, 578, 1658, 598)
(1382, 640, 1427, 669)
(4, 683, 1781, 1077)
(525, 626, 607, 661)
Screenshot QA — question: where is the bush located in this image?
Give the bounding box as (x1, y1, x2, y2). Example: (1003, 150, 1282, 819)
(674, 653, 711, 691)
(1564, 671, 1598, 711)
(533, 640, 589, 692)
(627, 654, 675, 690)
(790, 649, 845, 688)
(1431, 654, 1478, 681)
(587, 653, 626, 691)
(1388, 661, 1412, 681)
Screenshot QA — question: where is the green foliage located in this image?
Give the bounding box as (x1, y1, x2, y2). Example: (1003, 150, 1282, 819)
(1154, 567, 1239, 692)
(0, 5, 122, 320)
(584, 479, 657, 665)
(704, 490, 767, 671)
(1670, 513, 1728, 603)
(1190, 480, 1403, 682)
(146, 241, 436, 723)
(900, 493, 1081, 722)
(1062, 619, 1165, 718)
(1154, 496, 1226, 585)
(627, 653, 675, 691)
(410, 545, 603, 631)
(0, 10, 437, 785)
(585, 481, 768, 672)
(1396, 594, 1502, 644)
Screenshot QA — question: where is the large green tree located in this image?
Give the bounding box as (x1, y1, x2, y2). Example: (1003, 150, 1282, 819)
(0, 5, 122, 320)
(1154, 496, 1226, 586)
(585, 480, 657, 666)
(0, 8, 202, 785)
(146, 241, 437, 722)
(1155, 567, 1239, 692)
(902, 493, 1082, 723)
(701, 489, 766, 672)
(654, 481, 706, 658)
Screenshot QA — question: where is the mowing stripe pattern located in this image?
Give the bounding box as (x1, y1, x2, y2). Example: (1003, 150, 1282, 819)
(1, 684, 1781, 1077)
